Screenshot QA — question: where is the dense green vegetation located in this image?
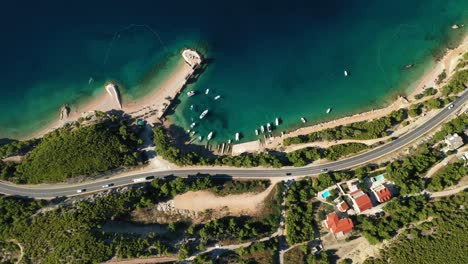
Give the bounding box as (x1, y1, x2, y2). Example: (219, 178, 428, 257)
(386, 145, 443, 195)
(441, 69, 467, 96)
(324, 143, 368, 161)
(0, 161, 17, 181)
(207, 238, 279, 264)
(196, 183, 282, 243)
(283, 109, 406, 146)
(284, 245, 334, 264)
(363, 192, 468, 264)
(432, 113, 468, 142)
(427, 161, 467, 191)
(0, 139, 37, 159)
(0, 176, 274, 263)
(6, 118, 144, 184)
(414, 87, 438, 100)
(211, 180, 270, 196)
(154, 127, 368, 168)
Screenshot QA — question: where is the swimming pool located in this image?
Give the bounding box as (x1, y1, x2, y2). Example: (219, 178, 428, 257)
(321, 190, 331, 199)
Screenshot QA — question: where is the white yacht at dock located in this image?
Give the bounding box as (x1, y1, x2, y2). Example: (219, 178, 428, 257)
(267, 123, 272, 132)
(255, 129, 259, 136)
(260, 125, 265, 133)
(235, 133, 240, 141)
(275, 118, 280, 126)
(187, 91, 195, 97)
(207, 131, 214, 140)
(190, 122, 196, 128)
(199, 109, 209, 119)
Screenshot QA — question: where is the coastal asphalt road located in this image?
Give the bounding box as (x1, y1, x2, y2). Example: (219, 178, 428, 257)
(1, 90, 467, 199)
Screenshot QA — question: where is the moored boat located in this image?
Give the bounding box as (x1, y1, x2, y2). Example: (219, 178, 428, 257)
(267, 123, 272, 132)
(207, 131, 214, 140)
(199, 109, 209, 119)
(235, 133, 240, 141)
(344, 70, 349, 76)
(255, 129, 259, 136)
(214, 95, 221, 100)
(187, 91, 195, 97)
(190, 122, 196, 128)
(326, 108, 332, 114)
(190, 104, 194, 110)
(275, 118, 280, 126)
(301, 117, 306, 123)
(260, 125, 265, 133)
(205, 88, 210, 94)
(198, 136, 203, 142)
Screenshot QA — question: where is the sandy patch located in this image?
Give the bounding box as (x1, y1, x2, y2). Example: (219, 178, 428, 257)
(26, 58, 193, 140)
(172, 178, 280, 215)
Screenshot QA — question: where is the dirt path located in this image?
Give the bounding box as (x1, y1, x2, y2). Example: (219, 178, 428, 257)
(7, 239, 24, 264)
(172, 178, 281, 215)
(103, 255, 178, 264)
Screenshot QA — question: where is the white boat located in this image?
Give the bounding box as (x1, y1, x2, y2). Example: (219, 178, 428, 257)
(255, 129, 259, 136)
(190, 131, 196, 137)
(326, 108, 332, 114)
(205, 88, 210, 94)
(207, 131, 214, 140)
(190, 104, 194, 110)
(235, 133, 240, 141)
(187, 91, 195, 97)
(199, 109, 209, 119)
(267, 123, 272, 132)
(275, 118, 280, 126)
(214, 95, 221, 100)
(198, 136, 203, 142)
(190, 122, 196, 128)
(88, 77, 94, 84)
(260, 125, 265, 133)
(186, 129, 191, 133)
(301, 117, 306, 123)
(344, 70, 349, 77)
(228, 139, 232, 144)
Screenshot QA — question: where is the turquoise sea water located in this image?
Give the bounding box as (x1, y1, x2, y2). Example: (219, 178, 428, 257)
(0, 1, 467, 143)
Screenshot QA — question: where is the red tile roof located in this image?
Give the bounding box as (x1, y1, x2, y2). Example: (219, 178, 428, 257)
(350, 190, 372, 212)
(326, 212, 354, 234)
(338, 201, 350, 212)
(375, 187, 392, 203)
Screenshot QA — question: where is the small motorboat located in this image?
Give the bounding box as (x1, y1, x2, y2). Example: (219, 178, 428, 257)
(275, 118, 280, 126)
(190, 122, 196, 128)
(205, 88, 210, 94)
(214, 95, 221, 100)
(404, 64, 414, 69)
(344, 70, 349, 77)
(301, 117, 307, 123)
(326, 108, 332, 114)
(235, 133, 240, 141)
(255, 129, 259, 136)
(187, 91, 195, 97)
(207, 131, 214, 140)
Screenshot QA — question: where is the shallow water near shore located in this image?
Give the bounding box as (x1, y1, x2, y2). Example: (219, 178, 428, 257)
(0, 0, 466, 142)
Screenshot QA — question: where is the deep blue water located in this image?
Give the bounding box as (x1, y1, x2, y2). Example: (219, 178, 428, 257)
(0, 0, 466, 142)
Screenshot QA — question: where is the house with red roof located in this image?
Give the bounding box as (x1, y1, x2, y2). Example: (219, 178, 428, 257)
(372, 185, 392, 203)
(348, 189, 373, 213)
(325, 212, 354, 236)
(337, 201, 350, 212)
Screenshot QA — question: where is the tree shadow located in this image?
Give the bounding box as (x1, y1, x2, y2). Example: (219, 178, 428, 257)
(166, 124, 218, 159)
